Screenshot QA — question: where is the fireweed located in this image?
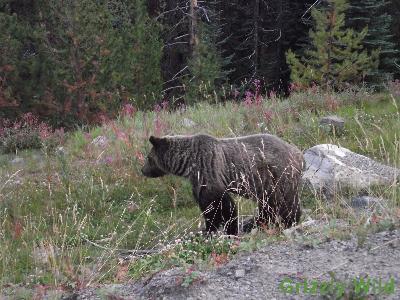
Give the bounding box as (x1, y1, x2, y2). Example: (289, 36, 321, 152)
(0, 113, 65, 153)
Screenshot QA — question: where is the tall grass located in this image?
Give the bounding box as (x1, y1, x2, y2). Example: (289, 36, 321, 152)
(0, 84, 399, 292)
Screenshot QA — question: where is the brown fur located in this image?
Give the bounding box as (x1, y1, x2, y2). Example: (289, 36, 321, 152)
(142, 133, 304, 235)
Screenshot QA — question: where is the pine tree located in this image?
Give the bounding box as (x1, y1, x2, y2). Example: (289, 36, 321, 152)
(390, 0, 400, 79)
(0, 2, 50, 118)
(155, 0, 232, 104)
(215, 0, 314, 94)
(1, 0, 163, 123)
(286, 0, 379, 89)
(277, 0, 316, 93)
(184, 24, 222, 104)
(184, 1, 230, 104)
(347, 0, 398, 86)
(123, 0, 164, 108)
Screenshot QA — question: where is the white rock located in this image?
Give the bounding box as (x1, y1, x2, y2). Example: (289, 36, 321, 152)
(283, 218, 316, 238)
(91, 135, 109, 148)
(182, 118, 196, 128)
(55, 146, 66, 156)
(302, 144, 399, 199)
(11, 157, 24, 164)
(235, 269, 245, 278)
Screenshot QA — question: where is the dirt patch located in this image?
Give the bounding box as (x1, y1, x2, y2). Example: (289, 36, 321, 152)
(67, 227, 400, 300)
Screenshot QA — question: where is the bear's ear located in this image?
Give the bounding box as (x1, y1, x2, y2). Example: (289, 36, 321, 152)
(149, 136, 168, 149)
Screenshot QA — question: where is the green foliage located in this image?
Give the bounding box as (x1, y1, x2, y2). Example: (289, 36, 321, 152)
(286, 0, 379, 89)
(390, 0, 400, 79)
(347, 0, 399, 87)
(128, 233, 240, 280)
(185, 22, 226, 105)
(0, 9, 48, 117)
(0, 113, 64, 154)
(1, 86, 399, 287)
(45, 0, 163, 118)
(0, 0, 163, 124)
(0, 127, 42, 153)
(106, 0, 163, 109)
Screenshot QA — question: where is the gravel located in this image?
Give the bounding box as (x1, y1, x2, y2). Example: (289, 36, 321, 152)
(69, 227, 400, 300)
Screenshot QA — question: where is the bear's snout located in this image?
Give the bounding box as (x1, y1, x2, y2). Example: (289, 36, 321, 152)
(141, 164, 167, 178)
(141, 166, 149, 176)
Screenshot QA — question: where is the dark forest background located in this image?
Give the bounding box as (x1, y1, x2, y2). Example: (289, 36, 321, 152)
(1, 0, 399, 127)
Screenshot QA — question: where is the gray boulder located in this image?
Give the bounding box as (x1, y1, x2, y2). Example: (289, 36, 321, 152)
(302, 144, 399, 199)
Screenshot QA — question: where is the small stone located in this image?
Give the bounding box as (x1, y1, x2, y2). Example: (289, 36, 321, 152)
(91, 135, 109, 148)
(350, 196, 381, 209)
(235, 269, 245, 278)
(250, 228, 258, 236)
(127, 202, 140, 213)
(283, 219, 316, 238)
(319, 115, 345, 135)
(55, 146, 66, 156)
(182, 118, 196, 128)
(11, 157, 24, 164)
(283, 227, 295, 238)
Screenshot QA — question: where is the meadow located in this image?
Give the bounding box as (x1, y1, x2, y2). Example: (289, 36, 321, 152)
(0, 82, 399, 295)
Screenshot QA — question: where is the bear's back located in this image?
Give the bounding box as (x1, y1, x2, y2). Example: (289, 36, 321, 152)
(219, 133, 301, 156)
(218, 133, 303, 173)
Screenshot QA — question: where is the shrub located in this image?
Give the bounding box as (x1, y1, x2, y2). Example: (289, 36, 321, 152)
(286, 0, 379, 90)
(0, 113, 65, 153)
(388, 80, 400, 97)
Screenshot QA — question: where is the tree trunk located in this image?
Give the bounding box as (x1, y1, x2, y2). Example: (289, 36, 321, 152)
(253, 0, 260, 77)
(189, 0, 199, 57)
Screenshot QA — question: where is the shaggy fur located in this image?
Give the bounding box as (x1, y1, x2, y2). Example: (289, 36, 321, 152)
(142, 133, 304, 235)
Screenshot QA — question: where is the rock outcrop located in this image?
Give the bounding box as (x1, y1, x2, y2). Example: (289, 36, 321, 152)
(302, 144, 399, 199)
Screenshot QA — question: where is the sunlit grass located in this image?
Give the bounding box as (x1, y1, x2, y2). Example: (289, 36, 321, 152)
(0, 86, 399, 291)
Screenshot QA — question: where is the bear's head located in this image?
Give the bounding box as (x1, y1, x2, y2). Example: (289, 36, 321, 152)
(141, 136, 169, 178)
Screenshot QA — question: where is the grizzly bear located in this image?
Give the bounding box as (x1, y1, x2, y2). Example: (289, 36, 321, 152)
(141, 133, 303, 235)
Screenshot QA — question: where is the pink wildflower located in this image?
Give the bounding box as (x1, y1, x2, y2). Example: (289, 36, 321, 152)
(244, 91, 253, 106)
(154, 104, 162, 112)
(104, 156, 114, 165)
(161, 100, 169, 110)
(263, 110, 274, 123)
(121, 103, 136, 118)
(38, 122, 52, 140)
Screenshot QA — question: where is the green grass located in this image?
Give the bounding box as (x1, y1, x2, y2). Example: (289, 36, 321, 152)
(0, 87, 399, 291)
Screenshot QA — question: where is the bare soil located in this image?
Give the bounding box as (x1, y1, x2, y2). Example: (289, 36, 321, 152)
(69, 226, 400, 300)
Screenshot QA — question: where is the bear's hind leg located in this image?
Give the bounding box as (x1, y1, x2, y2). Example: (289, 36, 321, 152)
(257, 186, 301, 229)
(221, 193, 238, 235)
(257, 178, 301, 229)
(242, 187, 278, 232)
(196, 189, 238, 235)
(256, 186, 283, 229)
(279, 187, 301, 227)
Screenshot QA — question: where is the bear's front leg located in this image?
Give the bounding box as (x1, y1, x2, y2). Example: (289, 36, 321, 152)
(195, 188, 238, 235)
